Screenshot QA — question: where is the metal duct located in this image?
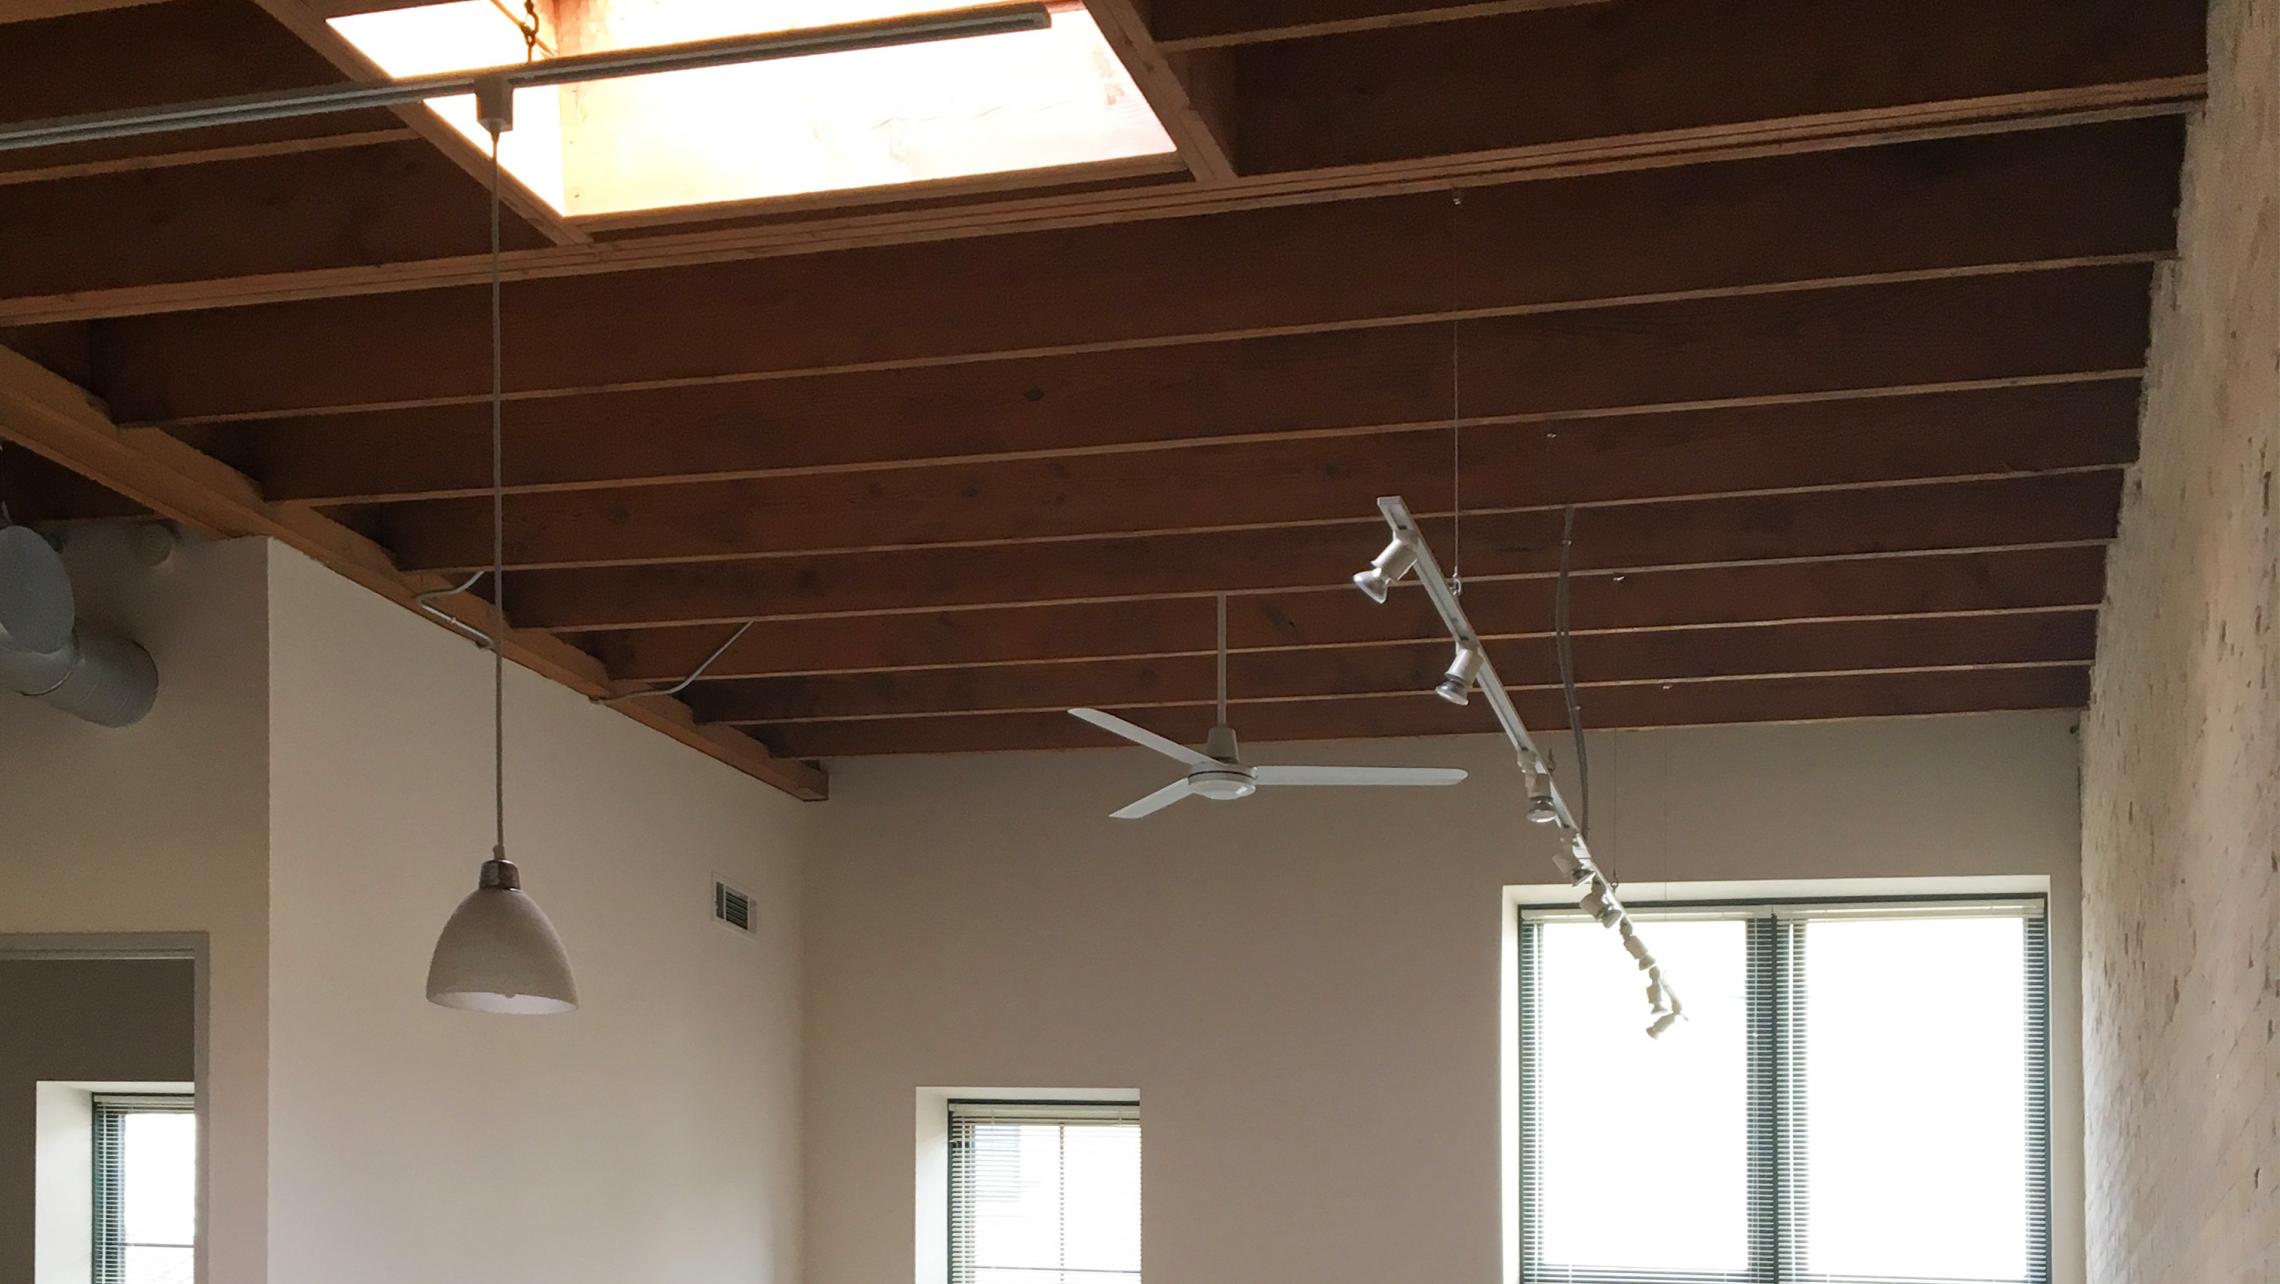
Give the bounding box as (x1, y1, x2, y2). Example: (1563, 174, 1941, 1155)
(0, 525, 158, 727)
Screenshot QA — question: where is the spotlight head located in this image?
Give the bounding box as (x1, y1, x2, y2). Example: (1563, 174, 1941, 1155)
(1647, 1009, 1680, 1039)
(1435, 644, 1485, 706)
(1523, 766, 1560, 823)
(1578, 881, 1609, 918)
(1352, 539, 1418, 604)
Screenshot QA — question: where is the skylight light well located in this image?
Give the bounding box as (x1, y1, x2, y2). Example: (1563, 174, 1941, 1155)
(332, 0, 1175, 221)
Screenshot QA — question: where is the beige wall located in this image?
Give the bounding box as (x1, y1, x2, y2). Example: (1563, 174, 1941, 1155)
(802, 712, 2088, 1284)
(0, 529, 272, 1284)
(2080, 0, 2280, 1278)
(0, 959, 196, 1280)
(261, 546, 809, 1284)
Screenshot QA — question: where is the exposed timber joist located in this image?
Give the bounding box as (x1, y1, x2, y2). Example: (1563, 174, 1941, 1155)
(499, 470, 2124, 631)
(89, 122, 2180, 423)
(1083, 0, 1239, 182)
(576, 545, 2112, 682)
(243, 0, 587, 245)
(0, 1, 2201, 325)
(0, 342, 826, 799)
(191, 308, 2147, 508)
(1149, 0, 1616, 51)
(744, 667, 2096, 757)
(367, 374, 2142, 574)
(685, 612, 2099, 724)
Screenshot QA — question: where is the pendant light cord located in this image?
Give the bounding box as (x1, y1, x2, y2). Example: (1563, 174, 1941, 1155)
(487, 127, 507, 862)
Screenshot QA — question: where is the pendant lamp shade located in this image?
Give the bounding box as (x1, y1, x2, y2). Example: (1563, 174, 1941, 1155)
(426, 857, 578, 1014)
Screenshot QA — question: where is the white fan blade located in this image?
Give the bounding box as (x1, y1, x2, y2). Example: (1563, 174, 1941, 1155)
(1251, 765, 1469, 787)
(1111, 779, 1198, 820)
(1069, 708, 1214, 767)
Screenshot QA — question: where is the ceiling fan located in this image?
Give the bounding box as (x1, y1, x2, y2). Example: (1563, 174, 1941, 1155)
(1070, 596, 1468, 819)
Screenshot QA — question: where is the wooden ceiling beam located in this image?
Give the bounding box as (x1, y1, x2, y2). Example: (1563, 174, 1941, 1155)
(1083, 0, 1238, 182)
(369, 367, 2143, 574)
(0, 342, 826, 800)
(744, 666, 2094, 757)
(503, 470, 2124, 632)
(242, 0, 585, 246)
(0, 45, 2195, 329)
(1150, 0, 1612, 51)
(687, 612, 2098, 724)
(88, 121, 2181, 423)
(197, 292, 2146, 507)
(0, 0, 407, 176)
(0, 141, 550, 297)
(1229, 0, 2205, 174)
(578, 545, 2111, 682)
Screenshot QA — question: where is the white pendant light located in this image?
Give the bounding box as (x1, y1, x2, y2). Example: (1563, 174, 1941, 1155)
(427, 80, 577, 1016)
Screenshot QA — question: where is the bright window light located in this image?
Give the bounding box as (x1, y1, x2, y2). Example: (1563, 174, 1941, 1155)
(1518, 900, 2050, 1284)
(330, 0, 1174, 220)
(93, 1096, 197, 1284)
(950, 1103, 1141, 1284)
(1530, 918, 1753, 1276)
(1802, 916, 2034, 1281)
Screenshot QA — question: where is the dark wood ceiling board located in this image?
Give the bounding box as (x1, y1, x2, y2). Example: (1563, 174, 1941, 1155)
(686, 611, 2099, 723)
(578, 545, 2111, 681)
(746, 665, 2095, 756)
(1230, 0, 2206, 173)
(0, 445, 147, 522)
(1151, 0, 1612, 50)
(0, 141, 551, 297)
(369, 371, 2144, 573)
(505, 470, 2123, 631)
(205, 307, 2145, 510)
(184, 322, 1460, 501)
(86, 117, 2184, 423)
(0, 0, 403, 174)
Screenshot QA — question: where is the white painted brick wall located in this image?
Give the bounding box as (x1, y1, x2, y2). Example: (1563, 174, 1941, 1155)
(2080, 0, 2280, 1279)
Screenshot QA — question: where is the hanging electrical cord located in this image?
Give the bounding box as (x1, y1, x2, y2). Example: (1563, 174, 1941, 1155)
(1447, 189, 1464, 593)
(486, 124, 508, 866)
(1556, 506, 1590, 842)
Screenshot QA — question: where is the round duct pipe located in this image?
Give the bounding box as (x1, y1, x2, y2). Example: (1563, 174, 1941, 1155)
(0, 525, 159, 727)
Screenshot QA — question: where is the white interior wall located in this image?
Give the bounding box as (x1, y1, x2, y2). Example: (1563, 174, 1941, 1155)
(0, 529, 273, 1284)
(801, 713, 2087, 1284)
(261, 545, 810, 1284)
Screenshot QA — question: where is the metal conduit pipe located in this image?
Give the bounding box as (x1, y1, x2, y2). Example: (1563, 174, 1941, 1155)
(0, 525, 158, 727)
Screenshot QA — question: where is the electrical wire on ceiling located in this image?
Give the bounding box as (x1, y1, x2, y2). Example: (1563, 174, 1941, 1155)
(1555, 506, 1590, 843)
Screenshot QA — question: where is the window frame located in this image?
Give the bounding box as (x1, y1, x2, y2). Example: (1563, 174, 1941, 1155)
(91, 1091, 196, 1284)
(946, 1097, 1142, 1284)
(1514, 894, 2052, 1284)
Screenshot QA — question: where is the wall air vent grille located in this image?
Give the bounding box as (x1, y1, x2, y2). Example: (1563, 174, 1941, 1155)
(714, 880, 755, 935)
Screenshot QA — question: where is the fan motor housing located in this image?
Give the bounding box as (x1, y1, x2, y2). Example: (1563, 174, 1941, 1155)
(1188, 767, 1257, 801)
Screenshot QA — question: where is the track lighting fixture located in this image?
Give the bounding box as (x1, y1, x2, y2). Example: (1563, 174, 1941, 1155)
(1352, 539, 1419, 604)
(1435, 643, 1485, 705)
(1358, 495, 1682, 1035)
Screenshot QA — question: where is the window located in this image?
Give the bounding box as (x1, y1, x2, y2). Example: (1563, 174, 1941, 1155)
(330, 1, 1175, 220)
(949, 1101, 1141, 1284)
(1517, 898, 2050, 1284)
(92, 1094, 196, 1284)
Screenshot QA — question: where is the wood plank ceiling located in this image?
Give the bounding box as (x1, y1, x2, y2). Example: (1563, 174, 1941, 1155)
(0, 0, 2206, 796)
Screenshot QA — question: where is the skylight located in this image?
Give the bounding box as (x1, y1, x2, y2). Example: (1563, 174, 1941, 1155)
(332, 1, 1176, 222)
